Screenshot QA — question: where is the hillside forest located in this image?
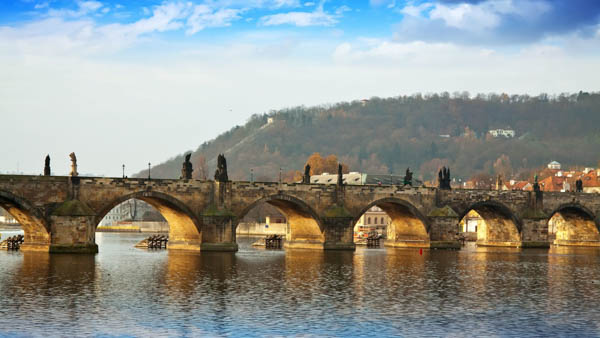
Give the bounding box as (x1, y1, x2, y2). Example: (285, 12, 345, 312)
(136, 91, 600, 184)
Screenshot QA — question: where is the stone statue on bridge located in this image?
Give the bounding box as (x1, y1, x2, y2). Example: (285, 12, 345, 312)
(214, 154, 229, 182)
(337, 163, 343, 186)
(181, 153, 193, 180)
(44, 155, 51, 176)
(576, 178, 583, 192)
(533, 174, 540, 193)
(303, 164, 311, 184)
(438, 167, 451, 190)
(403, 168, 413, 186)
(69, 152, 78, 177)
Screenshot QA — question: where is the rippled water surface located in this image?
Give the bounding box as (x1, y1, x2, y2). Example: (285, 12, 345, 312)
(1, 232, 600, 337)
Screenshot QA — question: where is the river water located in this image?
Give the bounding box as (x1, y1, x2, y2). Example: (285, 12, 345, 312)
(1, 232, 600, 337)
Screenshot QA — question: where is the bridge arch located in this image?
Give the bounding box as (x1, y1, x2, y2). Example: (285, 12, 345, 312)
(458, 201, 522, 246)
(0, 190, 50, 247)
(236, 194, 324, 247)
(97, 191, 202, 249)
(355, 197, 430, 247)
(548, 203, 600, 246)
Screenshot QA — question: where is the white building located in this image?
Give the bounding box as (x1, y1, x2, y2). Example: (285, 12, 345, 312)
(547, 161, 561, 170)
(98, 199, 159, 226)
(488, 128, 516, 138)
(354, 206, 389, 238)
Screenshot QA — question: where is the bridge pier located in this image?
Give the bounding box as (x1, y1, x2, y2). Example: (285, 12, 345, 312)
(322, 217, 355, 250)
(520, 217, 551, 248)
(47, 200, 98, 254)
(420, 206, 461, 249)
(427, 212, 461, 249)
(199, 215, 238, 252)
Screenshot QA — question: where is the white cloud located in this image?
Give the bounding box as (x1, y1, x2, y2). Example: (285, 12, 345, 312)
(186, 5, 242, 35)
(399, 3, 433, 17)
(335, 5, 351, 15)
(34, 2, 49, 9)
(430, 3, 500, 31)
(0, 2, 191, 56)
(304, 2, 315, 7)
(259, 3, 339, 27)
(400, 0, 551, 32)
(47, 0, 104, 17)
(199, 0, 300, 10)
(271, 0, 301, 8)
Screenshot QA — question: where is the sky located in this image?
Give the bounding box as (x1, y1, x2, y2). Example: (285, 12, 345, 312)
(0, 0, 599, 177)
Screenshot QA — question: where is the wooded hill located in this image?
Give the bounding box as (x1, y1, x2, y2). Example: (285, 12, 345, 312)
(136, 91, 600, 182)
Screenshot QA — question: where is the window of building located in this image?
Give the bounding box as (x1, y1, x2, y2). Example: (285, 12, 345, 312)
(381, 217, 385, 224)
(374, 217, 378, 224)
(367, 217, 371, 224)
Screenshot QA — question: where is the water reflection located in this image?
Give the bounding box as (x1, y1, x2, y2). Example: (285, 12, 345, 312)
(1, 235, 600, 336)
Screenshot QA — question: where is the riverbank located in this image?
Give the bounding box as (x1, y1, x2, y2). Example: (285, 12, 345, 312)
(97, 221, 168, 233)
(236, 222, 286, 236)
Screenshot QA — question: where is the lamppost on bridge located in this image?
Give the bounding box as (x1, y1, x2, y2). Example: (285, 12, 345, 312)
(148, 162, 151, 180)
(122, 164, 125, 178)
(250, 168, 254, 183)
(279, 167, 282, 184)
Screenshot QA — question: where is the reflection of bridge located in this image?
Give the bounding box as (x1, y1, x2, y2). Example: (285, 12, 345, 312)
(1, 174, 599, 253)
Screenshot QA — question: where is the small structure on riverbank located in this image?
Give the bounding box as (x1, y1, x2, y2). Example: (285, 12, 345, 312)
(252, 235, 283, 249)
(0, 235, 24, 250)
(265, 234, 282, 248)
(366, 233, 382, 248)
(135, 235, 168, 249)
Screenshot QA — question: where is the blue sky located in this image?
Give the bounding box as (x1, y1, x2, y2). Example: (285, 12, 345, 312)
(0, 0, 599, 176)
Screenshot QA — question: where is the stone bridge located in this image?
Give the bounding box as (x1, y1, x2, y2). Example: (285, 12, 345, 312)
(1, 175, 599, 253)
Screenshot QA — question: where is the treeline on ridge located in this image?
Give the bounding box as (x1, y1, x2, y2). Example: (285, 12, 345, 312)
(138, 91, 600, 183)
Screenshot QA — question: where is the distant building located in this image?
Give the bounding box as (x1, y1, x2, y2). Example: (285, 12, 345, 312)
(98, 199, 162, 226)
(507, 180, 533, 191)
(460, 210, 481, 233)
(310, 172, 422, 186)
(539, 176, 569, 192)
(547, 161, 561, 170)
(488, 128, 515, 138)
(0, 208, 17, 224)
(354, 206, 389, 238)
(581, 169, 600, 193)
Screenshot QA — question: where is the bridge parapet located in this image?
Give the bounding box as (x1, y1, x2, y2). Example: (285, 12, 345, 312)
(2, 174, 600, 252)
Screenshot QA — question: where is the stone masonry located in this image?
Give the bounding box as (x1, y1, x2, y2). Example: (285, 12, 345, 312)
(0, 174, 599, 253)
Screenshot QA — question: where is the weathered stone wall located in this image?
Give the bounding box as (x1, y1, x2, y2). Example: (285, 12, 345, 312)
(1, 174, 600, 252)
